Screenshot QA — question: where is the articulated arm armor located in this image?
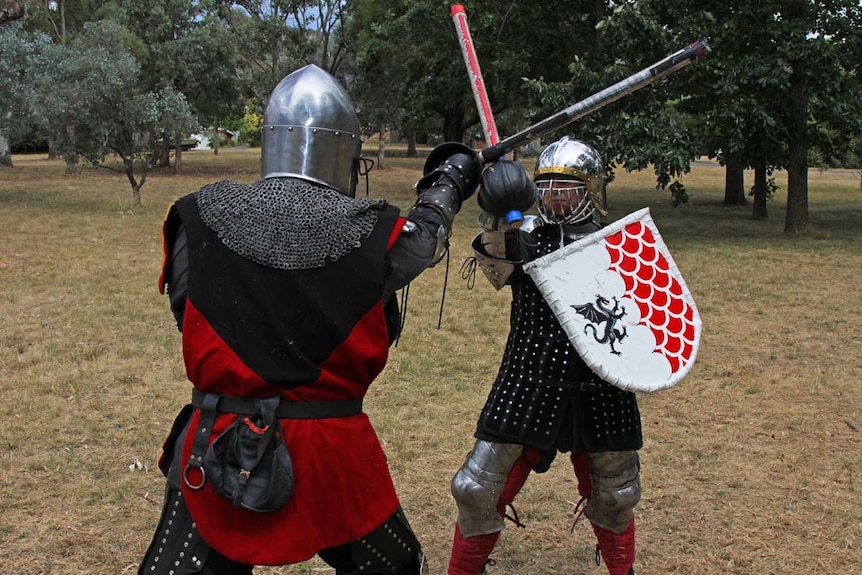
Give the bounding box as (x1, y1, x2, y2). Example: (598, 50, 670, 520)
(407, 147, 482, 264)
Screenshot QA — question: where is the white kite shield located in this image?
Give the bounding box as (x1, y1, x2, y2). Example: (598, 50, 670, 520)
(523, 208, 702, 392)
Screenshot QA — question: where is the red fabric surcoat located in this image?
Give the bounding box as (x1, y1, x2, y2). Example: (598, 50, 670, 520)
(164, 193, 406, 566)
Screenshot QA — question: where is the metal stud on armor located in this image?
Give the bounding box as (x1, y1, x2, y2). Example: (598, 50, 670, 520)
(475, 224, 642, 452)
(138, 489, 211, 575)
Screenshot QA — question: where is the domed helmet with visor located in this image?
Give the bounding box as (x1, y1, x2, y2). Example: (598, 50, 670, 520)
(533, 136, 606, 225)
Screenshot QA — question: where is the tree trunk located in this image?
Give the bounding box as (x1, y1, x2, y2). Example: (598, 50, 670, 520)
(58, 0, 65, 43)
(376, 121, 386, 170)
(442, 104, 466, 143)
(124, 157, 142, 206)
(0, 0, 25, 25)
(751, 161, 768, 219)
(0, 131, 12, 167)
(61, 124, 75, 170)
(174, 140, 183, 175)
(407, 131, 417, 157)
(213, 127, 220, 156)
(784, 1, 810, 234)
(785, 63, 809, 233)
(159, 138, 170, 168)
(723, 149, 747, 205)
(64, 154, 78, 175)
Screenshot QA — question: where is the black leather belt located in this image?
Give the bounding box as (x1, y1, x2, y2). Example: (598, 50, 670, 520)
(191, 389, 362, 420)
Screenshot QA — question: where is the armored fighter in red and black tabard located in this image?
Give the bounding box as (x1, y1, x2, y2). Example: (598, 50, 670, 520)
(137, 64, 483, 575)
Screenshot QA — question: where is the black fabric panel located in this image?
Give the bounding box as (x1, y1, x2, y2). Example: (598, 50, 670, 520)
(175, 193, 400, 387)
(574, 381, 643, 452)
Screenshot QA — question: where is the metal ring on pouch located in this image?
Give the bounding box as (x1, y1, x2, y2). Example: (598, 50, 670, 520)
(183, 464, 206, 490)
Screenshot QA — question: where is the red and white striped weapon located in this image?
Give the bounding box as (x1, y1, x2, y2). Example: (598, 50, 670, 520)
(451, 4, 500, 147)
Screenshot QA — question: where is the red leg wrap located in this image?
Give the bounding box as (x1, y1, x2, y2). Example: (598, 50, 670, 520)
(496, 455, 532, 517)
(447, 524, 501, 575)
(592, 517, 636, 575)
(570, 451, 592, 498)
(449, 452, 534, 575)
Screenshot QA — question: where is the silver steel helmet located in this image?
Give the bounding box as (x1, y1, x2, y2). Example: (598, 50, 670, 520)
(261, 64, 362, 196)
(533, 136, 606, 225)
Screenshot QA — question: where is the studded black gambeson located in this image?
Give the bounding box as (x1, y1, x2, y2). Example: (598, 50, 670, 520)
(475, 223, 643, 454)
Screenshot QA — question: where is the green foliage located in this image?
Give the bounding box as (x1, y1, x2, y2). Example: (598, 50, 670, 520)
(37, 20, 199, 200)
(8, 0, 862, 222)
(22, 0, 126, 42)
(241, 108, 264, 147)
(582, 0, 862, 228)
(115, 1, 242, 131)
(520, 2, 713, 202)
(0, 24, 59, 145)
(668, 180, 687, 206)
(228, 1, 352, 114)
(350, 0, 612, 145)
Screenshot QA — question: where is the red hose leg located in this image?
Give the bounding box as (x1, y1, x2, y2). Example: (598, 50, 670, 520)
(571, 453, 636, 575)
(591, 517, 636, 575)
(449, 453, 534, 574)
(447, 524, 501, 575)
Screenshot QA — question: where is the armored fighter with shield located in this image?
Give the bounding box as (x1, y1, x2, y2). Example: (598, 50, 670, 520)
(448, 136, 701, 575)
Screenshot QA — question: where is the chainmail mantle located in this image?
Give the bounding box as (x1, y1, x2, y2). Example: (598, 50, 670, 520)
(196, 178, 388, 270)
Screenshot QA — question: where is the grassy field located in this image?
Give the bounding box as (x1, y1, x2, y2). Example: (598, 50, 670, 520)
(0, 147, 860, 575)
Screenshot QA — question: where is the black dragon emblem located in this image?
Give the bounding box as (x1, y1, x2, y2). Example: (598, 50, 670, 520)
(572, 295, 628, 355)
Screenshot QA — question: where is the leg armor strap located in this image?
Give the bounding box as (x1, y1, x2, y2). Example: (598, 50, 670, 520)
(451, 441, 524, 538)
(585, 451, 641, 534)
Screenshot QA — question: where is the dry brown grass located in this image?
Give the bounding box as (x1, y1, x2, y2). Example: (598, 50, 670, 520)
(1, 148, 860, 575)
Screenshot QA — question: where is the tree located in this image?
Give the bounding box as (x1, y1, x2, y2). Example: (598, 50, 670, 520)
(47, 21, 198, 204)
(21, 0, 130, 158)
(516, 5, 706, 204)
(692, 1, 861, 228)
(602, 0, 862, 232)
(350, 1, 603, 150)
(0, 24, 59, 167)
(226, 0, 354, 117)
(777, 1, 862, 233)
(0, 0, 24, 25)
(171, 17, 243, 161)
(22, 0, 126, 42)
(349, 0, 411, 164)
(117, 0, 236, 162)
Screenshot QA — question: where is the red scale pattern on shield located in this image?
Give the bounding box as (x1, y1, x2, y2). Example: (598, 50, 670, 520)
(604, 221, 697, 374)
